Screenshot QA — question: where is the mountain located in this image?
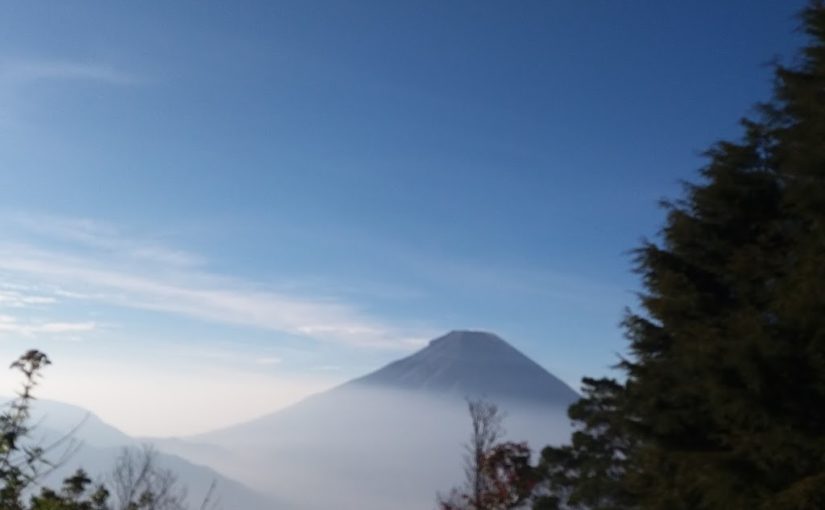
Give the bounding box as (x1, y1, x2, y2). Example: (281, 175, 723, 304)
(5, 399, 278, 510)
(160, 330, 578, 510)
(192, 330, 577, 447)
(349, 330, 580, 404)
(24, 398, 134, 448)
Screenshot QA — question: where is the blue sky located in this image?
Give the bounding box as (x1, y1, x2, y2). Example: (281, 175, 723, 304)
(0, 0, 808, 435)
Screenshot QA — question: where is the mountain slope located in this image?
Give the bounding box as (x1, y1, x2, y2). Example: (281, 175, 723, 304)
(348, 330, 579, 404)
(7, 399, 279, 510)
(169, 330, 577, 510)
(194, 330, 577, 447)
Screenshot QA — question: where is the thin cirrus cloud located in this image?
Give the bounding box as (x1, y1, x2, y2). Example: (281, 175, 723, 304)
(11, 213, 204, 268)
(0, 287, 56, 307)
(0, 57, 140, 129)
(0, 57, 138, 86)
(255, 356, 283, 365)
(0, 215, 429, 350)
(0, 314, 96, 336)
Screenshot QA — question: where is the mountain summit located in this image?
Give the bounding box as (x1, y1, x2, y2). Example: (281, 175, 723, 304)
(349, 330, 579, 406)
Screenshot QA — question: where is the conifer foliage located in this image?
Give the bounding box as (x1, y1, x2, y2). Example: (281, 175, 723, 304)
(535, 2, 825, 509)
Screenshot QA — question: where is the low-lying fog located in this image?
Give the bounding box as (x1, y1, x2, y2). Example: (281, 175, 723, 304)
(10, 331, 578, 509)
(158, 385, 573, 510)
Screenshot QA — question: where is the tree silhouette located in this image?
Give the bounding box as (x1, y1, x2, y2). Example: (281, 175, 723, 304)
(535, 2, 825, 509)
(438, 400, 537, 510)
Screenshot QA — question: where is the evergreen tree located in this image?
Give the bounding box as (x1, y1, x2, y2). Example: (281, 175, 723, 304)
(533, 378, 636, 510)
(536, 2, 825, 509)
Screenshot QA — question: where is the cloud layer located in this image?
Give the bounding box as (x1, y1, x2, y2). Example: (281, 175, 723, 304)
(0, 214, 427, 349)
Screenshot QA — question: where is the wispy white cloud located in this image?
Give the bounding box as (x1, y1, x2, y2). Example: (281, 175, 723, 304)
(255, 356, 282, 365)
(0, 314, 96, 336)
(0, 287, 56, 307)
(0, 57, 140, 130)
(0, 58, 138, 86)
(10, 214, 203, 268)
(0, 214, 430, 349)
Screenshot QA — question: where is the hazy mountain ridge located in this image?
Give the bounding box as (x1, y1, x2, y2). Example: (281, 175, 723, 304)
(1, 398, 278, 510)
